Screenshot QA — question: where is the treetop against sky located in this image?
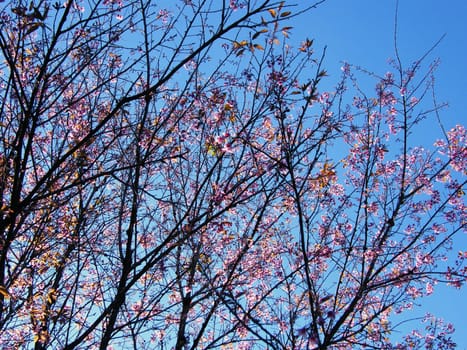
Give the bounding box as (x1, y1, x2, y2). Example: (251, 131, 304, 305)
(0, 0, 465, 349)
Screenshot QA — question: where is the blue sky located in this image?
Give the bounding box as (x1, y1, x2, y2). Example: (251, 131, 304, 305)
(294, 0, 467, 129)
(291, 1, 466, 347)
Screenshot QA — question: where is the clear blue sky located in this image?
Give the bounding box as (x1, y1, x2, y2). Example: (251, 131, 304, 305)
(292, 1, 466, 347)
(294, 0, 467, 130)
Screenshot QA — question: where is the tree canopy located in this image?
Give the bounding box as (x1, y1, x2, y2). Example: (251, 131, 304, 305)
(0, 0, 465, 349)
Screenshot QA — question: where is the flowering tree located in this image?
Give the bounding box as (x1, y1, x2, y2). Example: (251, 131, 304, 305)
(0, 0, 465, 349)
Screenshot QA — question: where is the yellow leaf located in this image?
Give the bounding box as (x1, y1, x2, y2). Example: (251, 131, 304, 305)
(268, 9, 277, 18)
(233, 40, 248, 52)
(232, 41, 243, 49)
(47, 289, 57, 304)
(321, 162, 336, 177)
(206, 144, 217, 156)
(254, 44, 264, 51)
(0, 285, 9, 298)
(252, 29, 268, 40)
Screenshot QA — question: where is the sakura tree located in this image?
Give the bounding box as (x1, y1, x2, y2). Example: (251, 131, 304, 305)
(0, 0, 465, 349)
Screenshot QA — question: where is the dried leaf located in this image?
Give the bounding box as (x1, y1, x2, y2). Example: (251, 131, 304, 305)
(318, 70, 328, 77)
(12, 7, 26, 16)
(235, 48, 245, 56)
(280, 11, 291, 17)
(233, 40, 248, 50)
(252, 29, 268, 40)
(268, 9, 276, 18)
(0, 285, 9, 298)
(47, 289, 57, 304)
(25, 22, 42, 35)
